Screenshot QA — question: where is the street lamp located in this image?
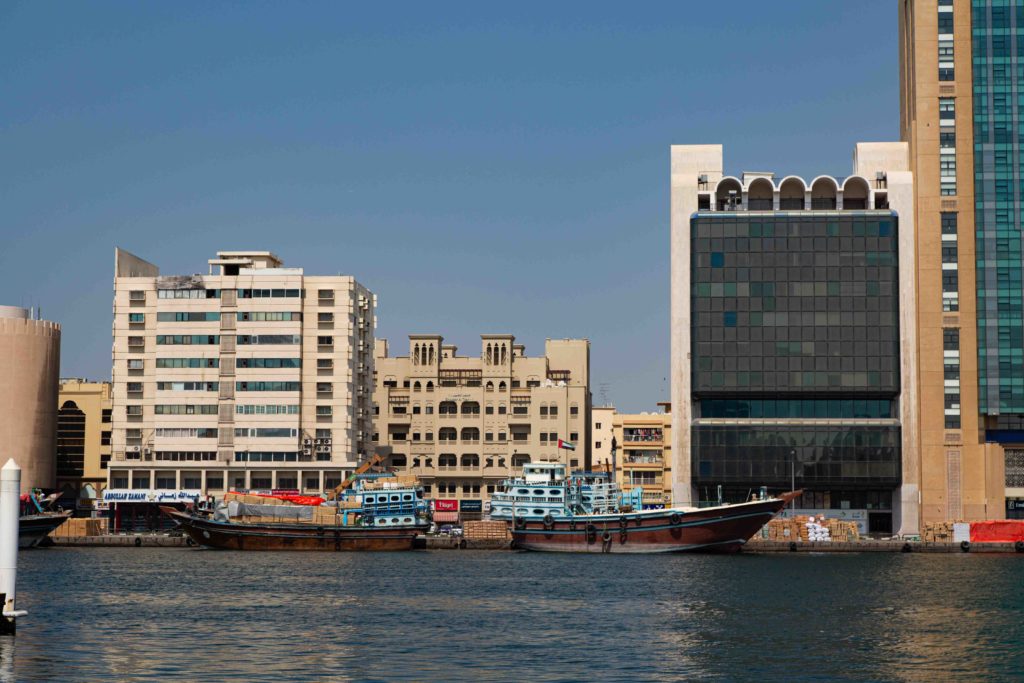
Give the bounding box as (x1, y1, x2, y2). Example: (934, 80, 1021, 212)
(790, 449, 796, 510)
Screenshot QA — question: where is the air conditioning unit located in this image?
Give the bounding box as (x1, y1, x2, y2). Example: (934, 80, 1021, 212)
(324, 438, 332, 446)
(302, 447, 313, 456)
(314, 438, 323, 446)
(144, 448, 151, 455)
(129, 446, 141, 453)
(303, 438, 312, 446)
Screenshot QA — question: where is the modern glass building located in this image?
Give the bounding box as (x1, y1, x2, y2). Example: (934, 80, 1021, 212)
(670, 146, 919, 535)
(689, 212, 903, 533)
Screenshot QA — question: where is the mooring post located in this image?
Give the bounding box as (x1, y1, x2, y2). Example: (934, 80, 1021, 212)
(0, 460, 27, 635)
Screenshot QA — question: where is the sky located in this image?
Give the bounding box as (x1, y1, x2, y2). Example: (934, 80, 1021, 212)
(0, 2, 899, 412)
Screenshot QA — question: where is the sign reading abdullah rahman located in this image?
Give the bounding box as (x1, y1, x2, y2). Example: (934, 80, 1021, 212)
(102, 489, 201, 504)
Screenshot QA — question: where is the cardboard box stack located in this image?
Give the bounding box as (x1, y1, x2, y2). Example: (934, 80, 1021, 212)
(463, 520, 509, 541)
(52, 517, 106, 538)
(763, 515, 860, 543)
(922, 521, 956, 543)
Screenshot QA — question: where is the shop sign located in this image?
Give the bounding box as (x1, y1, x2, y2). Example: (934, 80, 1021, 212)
(433, 499, 459, 512)
(102, 489, 201, 504)
(1008, 499, 1024, 510)
(460, 500, 483, 512)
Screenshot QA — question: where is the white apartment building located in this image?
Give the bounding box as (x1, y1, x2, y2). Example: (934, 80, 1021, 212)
(108, 248, 375, 497)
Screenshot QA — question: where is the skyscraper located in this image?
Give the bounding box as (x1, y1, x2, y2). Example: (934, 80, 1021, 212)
(900, 0, 1021, 522)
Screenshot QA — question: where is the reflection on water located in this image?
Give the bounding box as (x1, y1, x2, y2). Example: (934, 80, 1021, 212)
(9, 548, 1024, 681)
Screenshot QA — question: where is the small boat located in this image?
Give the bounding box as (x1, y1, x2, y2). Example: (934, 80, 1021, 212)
(164, 472, 429, 551)
(490, 462, 798, 554)
(20, 511, 72, 549)
(20, 491, 72, 548)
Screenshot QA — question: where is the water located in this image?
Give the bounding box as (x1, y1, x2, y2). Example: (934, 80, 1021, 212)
(5, 548, 1023, 682)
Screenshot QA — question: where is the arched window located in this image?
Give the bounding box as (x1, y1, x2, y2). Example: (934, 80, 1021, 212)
(501, 344, 507, 364)
(390, 454, 407, 468)
(842, 176, 870, 210)
(439, 428, 457, 442)
(439, 453, 457, 467)
(715, 177, 743, 211)
(428, 346, 435, 365)
(439, 401, 458, 415)
(412, 344, 419, 365)
(512, 453, 531, 468)
(460, 401, 480, 415)
(413, 381, 421, 392)
(461, 453, 479, 468)
(461, 427, 480, 442)
(747, 177, 774, 210)
(811, 177, 838, 210)
(426, 381, 434, 392)
(486, 343, 492, 365)
(485, 381, 494, 392)
(498, 381, 507, 392)
(779, 177, 806, 210)
(57, 400, 86, 478)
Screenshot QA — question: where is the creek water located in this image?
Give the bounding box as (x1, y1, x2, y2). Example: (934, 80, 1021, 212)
(5, 547, 1023, 681)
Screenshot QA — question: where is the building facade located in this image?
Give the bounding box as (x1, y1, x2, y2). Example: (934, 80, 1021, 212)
(57, 379, 112, 507)
(613, 405, 672, 508)
(0, 305, 60, 493)
(900, 0, 1021, 521)
(372, 335, 590, 518)
(108, 248, 376, 499)
(590, 406, 616, 469)
(670, 143, 920, 535)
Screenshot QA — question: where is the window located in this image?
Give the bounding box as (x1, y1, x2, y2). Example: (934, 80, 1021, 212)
(595, 441, 602, 449)
(127, 359, 144, 370)
(570, 432, 578, 441)
(128, 313, 144, 323)
(318, 336, 334, 346)
(237, 334, 300, 345)
(595, 422, 602, 429)
(316, 406, 333, 417)
(540, 406, 548, 417)
(157, 312, 220, 322)
(549, 406, 558, 417)
(237, 288, 302, 298)
(156, 381, 218, 391)
(943, 329, 960, 350)
(939, 98, 955, 120)
(236, 311, 301, 322)
(485, 405, 494, 415)
(570, 405, 579, 416)
(498, 405, 507, 415)
(944, 363, 960, 380)
(157, 358, 220, 369)
(156, 335, 219, 345)
(235, 404, 299, 415)
(236, 358, 300, 369)
(941, 213, 957, 235)
(941, 244, 958, 264)
(235, 381, 301, 391)
(157, 289, 219, 299)
(318, 312, 334, 323)
(945, 415, 961, 429)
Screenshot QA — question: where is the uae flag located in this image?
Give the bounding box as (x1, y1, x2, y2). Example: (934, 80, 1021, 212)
(557, 439, 576, 451)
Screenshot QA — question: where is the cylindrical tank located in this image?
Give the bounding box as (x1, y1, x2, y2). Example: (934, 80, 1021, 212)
(0, 306, 61, 493)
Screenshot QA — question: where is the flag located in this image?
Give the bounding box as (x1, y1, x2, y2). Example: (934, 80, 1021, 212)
(557, 439, 576, 451)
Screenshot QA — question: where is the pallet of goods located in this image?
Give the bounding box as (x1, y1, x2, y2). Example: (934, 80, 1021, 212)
(463, 520, 509, 541)
(52, 517, 106, 538)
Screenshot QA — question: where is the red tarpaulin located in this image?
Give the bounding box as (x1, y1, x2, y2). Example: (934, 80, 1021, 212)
(969, 520, 1024, 543)
(228, 491, 325, 507)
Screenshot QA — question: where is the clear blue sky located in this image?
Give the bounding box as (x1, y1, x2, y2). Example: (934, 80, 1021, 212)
(0, 2, 898, 412)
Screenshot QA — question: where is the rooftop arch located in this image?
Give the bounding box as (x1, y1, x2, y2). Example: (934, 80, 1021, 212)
(779, 176, 806, 210)
(715, 177, 743, 210)
(747, 177, 774, 210)
(810, 176, 838, 210)
(842, 175, 870, 210)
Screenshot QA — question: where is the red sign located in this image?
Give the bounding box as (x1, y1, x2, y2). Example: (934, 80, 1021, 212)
(433, 499, 459, 512)
(272, 489, 300, 496)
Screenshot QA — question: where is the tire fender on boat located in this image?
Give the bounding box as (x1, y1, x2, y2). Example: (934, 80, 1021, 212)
(619, 515, 628, 529)
(542, 514, 555, 530)
(514, 516, 526, 530)
(670, 513, 682, 526)
(134, 537, 142, 548)
(602, 531, 612, 544)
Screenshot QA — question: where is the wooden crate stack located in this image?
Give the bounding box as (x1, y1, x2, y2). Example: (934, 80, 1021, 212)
(52, 517, 106, 538)
(463, 520, 509, 541)
(922, 521, 955, 543)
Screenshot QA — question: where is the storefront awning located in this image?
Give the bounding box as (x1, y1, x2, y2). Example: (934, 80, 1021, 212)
(433, 511, 459, 523)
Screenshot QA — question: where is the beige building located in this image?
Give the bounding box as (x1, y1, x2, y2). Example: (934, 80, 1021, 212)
(900, 0, 1009, 523)
(372, 335, 590, 514)
(611, 405, 673, 508)
(108, 248, 376, 497)
(57, 379, 112, 506)
(590, 406, 615, 469)
(0, 305, 60, 492)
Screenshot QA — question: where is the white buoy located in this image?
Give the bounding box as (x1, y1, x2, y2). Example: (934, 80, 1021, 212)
(0, 459, 26, 634)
